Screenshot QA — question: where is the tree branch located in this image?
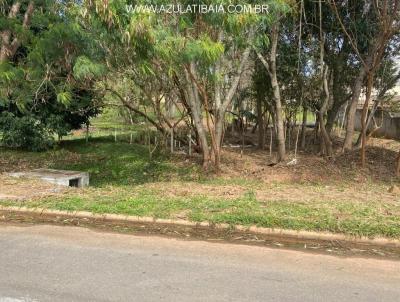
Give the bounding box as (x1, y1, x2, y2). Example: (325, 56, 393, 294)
(105, 87, 166, 135)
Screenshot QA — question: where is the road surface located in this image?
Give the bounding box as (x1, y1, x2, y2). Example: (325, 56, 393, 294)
(0, 224, 399, 302)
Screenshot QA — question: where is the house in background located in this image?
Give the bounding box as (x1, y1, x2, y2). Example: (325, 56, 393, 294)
(354, 95, 400, 140)
(352, 77, 400, 139)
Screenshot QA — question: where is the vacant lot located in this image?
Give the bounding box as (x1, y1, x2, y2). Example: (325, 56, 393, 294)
(1, 133, 400, 238)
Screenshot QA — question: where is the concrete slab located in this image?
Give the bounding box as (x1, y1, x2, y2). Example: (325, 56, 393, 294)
(8, 169, 89, 188)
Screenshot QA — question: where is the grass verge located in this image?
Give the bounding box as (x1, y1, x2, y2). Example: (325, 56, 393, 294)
(1, 137, 400, 239)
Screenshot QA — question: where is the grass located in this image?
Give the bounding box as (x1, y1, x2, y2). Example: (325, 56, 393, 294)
(1, 133, 400, 239)
(295, 110, 316, 123)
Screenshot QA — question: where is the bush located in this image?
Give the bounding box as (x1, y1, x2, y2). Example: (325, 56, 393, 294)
(0, 113, 54, 151)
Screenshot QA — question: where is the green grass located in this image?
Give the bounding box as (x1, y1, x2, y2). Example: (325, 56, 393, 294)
(294, 110, 316, 123)
(2, 186, 399, 238)
(53, 140, 182, 186)
(1, 134, 400, 239)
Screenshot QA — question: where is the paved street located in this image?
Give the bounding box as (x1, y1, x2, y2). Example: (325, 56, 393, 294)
(0, 224, 399, 302)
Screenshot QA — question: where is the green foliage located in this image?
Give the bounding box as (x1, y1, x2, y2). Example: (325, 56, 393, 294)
(73, 56, 106, 80)
(0, 0, 105, 150)
(0, 112, 54, 151)
(56, 91, 72, 107)
(184, 35, 224, 64)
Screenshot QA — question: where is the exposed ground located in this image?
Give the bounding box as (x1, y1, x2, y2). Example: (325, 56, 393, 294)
(0, 129, 400, 238)
(0, 174, 67, 201)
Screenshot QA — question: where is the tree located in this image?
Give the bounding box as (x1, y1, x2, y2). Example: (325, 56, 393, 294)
(0, 1, 35, 63)
(0, 0, 105, 150)
(255, 21, 287, 162)
(354, 56, 400, 147)
(85, 0, 287, 170)
(252, 57, 269, 150)
(330, 0, 400, 165)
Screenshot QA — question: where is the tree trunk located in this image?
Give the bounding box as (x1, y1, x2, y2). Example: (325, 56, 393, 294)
(319, 68, 333, 157)
(255, 23, 285, 161)
(314, 113, 320, 144)
(326, 102, 342, 135)
(360, 74, 373, 167)
(192, 108, 210, 169)
(256, 96, 265, 149)
(269, 24, 286, 161)
(212, 45, 251, 170)
(318, 112, 333, 156)
(343, 60, 369, 151)
(184, 68, 210, 169)
(214, 109, 226, 170)
(355, 98, 380, 148)
(397, 151, 400, 177)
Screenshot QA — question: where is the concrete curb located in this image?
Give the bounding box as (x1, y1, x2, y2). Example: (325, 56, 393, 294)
(1, 205, 400, 248)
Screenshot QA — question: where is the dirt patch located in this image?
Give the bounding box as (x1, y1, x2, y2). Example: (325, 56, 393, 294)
(144, 182, 247, 200)
(255, 184, 399, 205)
(163, 134, 400, 205)
(0, 174, 66, 201)
(218, 148, 345, 183)
(209, 134, 400, 184)
(0, 149, 82, 173)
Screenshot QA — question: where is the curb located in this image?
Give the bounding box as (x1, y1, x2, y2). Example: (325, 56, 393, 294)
(1, 205, 400, 248)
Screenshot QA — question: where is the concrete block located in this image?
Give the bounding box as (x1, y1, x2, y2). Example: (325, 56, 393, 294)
(8, 168, 89, 188)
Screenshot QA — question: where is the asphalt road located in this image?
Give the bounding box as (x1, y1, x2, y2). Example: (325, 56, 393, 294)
(0, 224, 399, 302)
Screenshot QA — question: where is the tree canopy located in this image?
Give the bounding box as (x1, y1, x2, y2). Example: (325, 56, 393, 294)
(1, 0, 400, 170)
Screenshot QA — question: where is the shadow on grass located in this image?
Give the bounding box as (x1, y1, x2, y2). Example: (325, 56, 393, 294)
(0, 136, 196, 187)
(54, 137, 198, 187)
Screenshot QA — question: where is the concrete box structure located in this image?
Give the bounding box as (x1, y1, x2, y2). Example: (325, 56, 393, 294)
(8, 169, 89, 188)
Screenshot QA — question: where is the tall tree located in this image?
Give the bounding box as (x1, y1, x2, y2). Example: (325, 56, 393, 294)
(85, 0, 287, 170)
(329, 0, 400, 159)
(255, 20, 287, 162)
(0, 0, 105, 150)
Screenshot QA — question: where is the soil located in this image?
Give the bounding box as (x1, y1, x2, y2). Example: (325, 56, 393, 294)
(216, 132, 400, 184)
(0, 174, 67, 201)
(145, 182, 247, 200)
(160, 132, 400, 205)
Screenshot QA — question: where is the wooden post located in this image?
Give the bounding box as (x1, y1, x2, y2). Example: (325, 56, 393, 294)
(114, 129, 117, 142)
(269, 126, 273, 157)
(294, 122, 301, 159)
(170, 128, 174, 153)
(85, 123, 89, 143)
(339, 103, 348, 137)
(188, 130, 192, 156)
(396, 150, 400, 177)
(130, 133, 133, 144)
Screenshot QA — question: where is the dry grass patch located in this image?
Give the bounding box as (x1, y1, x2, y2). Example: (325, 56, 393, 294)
(0, 174, 66, 201)
(142, 182, 247, 200)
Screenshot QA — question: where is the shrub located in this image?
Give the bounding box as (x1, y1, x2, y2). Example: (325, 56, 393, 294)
(0, 113, 54, 151)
